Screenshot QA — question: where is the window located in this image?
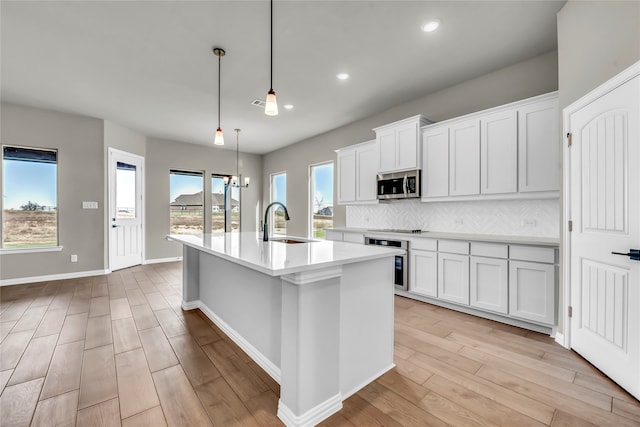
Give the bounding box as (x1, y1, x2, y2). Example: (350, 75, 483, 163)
(310, 162, 334, 238)
(270, 172, 286, 235)
(211, 174, 240, 233)
(116, 162, 137, 219)
(2, 146, 58, 248)
(169, 170, 203, 235)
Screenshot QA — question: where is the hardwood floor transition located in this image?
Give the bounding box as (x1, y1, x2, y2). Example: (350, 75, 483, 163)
(0, 262, 638, 426)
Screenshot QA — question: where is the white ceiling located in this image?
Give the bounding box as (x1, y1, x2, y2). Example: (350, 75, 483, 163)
(1, 1, 565, 155)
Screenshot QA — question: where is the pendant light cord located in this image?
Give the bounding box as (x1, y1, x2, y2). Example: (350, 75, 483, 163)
(218, 52, 221, 128)
(236, 130, 240, 177)
(269, 0, 273, 91)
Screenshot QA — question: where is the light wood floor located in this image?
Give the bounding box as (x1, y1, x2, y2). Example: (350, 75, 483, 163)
(1, 262, 638, 426)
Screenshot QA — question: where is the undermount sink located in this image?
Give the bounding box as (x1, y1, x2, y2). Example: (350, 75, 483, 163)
(270, 237, 313, 244)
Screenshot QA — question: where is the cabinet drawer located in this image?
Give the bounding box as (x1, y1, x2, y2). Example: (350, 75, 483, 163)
(410, 238, 437, 251)
(510, 245, 556, 264)
(438, 239, 469, 255)
(470, 242, 508, 259)
(343, 233, 364, 244)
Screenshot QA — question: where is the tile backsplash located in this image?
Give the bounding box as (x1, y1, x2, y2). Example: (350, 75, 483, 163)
(346, 199, 559, 237)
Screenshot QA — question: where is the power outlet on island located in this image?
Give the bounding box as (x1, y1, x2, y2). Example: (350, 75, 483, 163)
(71, 254, 78, 263)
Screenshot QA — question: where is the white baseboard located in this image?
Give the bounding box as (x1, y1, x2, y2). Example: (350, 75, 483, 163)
(554, 331, 569, 349)
(143, 256, 182, 265)
(183, 299, 281, 384)
(277, 393, 342, 427)
(0, 269, 109, 287)
(342, 363, 395, 400)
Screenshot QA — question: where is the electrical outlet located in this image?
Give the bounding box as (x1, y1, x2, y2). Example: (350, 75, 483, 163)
(522, 219, 537, 227)
(71, 254, 78, 263)
(454, 218, 464, 225)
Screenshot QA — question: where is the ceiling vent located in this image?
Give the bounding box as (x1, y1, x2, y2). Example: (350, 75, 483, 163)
(251, 99, 267, 108)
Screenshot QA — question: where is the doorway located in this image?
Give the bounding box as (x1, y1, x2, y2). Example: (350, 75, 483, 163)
(108, 148, 144, 271)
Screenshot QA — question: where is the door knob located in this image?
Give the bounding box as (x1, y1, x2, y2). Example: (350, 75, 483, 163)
(611, 249, 640, 261)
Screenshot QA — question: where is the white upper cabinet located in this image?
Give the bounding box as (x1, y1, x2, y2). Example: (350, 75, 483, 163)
(336, 140, 378, 205)
(374, 115, 431, 173)
(449, 119, 481, 196)
(481, 109, 518, 194)
(518, 98, 559, 193)
(422, 125, 450, 198)
(421, 92, 559, 202)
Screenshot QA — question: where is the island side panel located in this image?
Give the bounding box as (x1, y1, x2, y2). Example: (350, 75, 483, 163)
(340, 257, 395, 397)
(198, 251, 282, 377)
(182, 245, 200, 306)
(279, 269, 342, 423)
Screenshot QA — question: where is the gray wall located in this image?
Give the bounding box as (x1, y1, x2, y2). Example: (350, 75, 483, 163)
(556, 0, 640, 335)
(1, 103, 105, 280)
(263, 51, 559, 238)
(145, 137, 262, 260)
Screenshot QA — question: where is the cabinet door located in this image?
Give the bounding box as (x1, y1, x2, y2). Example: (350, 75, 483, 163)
(410, 250, 437, 297)
(356, 144, 378, 202)
(377, 129, 396, 172)
(518, 99, 559, 193)
(422, 126, 449, 198)
(481, 109, 517, 194)
(396, 123, 419, 170)
(437, 252, 470, 305)
(449, 119, 480, 196)
(337, 149, 356, 204)
(509, 260, 556, 324)
(470, 256, 508, 314)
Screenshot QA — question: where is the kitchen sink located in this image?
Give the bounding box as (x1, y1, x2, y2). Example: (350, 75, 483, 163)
(270, 237, 313, 244)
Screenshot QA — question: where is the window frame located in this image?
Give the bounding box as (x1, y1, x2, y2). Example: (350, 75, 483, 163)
(269, 171, 287, 236)
(308, 161, 334, 239)
(169, 169, 205, 235)
(1, 144, 61, 253)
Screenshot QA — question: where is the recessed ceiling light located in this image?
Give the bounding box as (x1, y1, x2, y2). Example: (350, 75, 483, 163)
(283, 104, 294, 110)
(336, 73, 350, 80)
(422, 20, 440, 33)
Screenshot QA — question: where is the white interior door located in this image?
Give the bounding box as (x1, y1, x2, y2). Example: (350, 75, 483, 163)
(568, 70, 639, 399)
(109, 148, 143, 271)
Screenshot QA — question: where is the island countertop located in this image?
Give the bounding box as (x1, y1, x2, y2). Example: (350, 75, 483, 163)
(167, 232, 404, 277)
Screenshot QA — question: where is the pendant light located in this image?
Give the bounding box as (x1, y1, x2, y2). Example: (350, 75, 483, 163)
(230, 129, 250, 188)
(264, 0, 278, 116)
(213, 47, 225, 145)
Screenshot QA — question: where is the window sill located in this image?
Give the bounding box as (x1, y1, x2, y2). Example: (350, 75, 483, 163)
(0, 246, 63, 255)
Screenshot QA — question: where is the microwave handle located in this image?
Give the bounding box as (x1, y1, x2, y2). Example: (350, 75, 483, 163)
(403, 174, 408, 196)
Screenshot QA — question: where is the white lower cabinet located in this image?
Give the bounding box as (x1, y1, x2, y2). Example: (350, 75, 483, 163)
(409, 250, 438, 297)
(470, 256, 508, 314)
(437, 252, 470, 305)
(325, 230, 343, 241)
(509, 260, 556, 325)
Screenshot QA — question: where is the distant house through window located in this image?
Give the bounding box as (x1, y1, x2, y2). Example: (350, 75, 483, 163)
(310, 162, 334, 238)
(212, 174, 240, 233)
(270, 172, 286, 235)
(169, 169, 204, 235)
(2, 146, 58, 248)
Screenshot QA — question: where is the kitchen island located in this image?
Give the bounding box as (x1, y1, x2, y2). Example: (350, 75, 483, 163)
(167, 232, 404, 427)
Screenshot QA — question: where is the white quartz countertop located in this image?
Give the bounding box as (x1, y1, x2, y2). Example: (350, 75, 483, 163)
(329, 227, 560, 246)
(167, 232, 404, 276)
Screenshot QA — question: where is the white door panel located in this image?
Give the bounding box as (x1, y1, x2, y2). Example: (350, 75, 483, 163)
(109, 149, 144, 271)
(568, 71, 639, 399)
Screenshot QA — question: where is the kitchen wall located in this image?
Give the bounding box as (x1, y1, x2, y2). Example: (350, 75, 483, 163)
(1, 103, 105, 280)
(263, 50, 559, 238)
(555, 1, 640, 336)
(145, 136, 262, 261)
(347, 199, 559, 237)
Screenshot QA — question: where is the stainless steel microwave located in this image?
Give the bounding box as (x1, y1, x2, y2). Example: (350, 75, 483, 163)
(377, 169, 421, 200)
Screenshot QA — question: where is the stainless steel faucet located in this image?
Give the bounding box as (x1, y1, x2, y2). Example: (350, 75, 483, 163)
(263, 202, 290, 241)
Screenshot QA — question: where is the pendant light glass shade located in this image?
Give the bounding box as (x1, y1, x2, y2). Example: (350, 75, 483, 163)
(265, 0, 278, 116)
(265, 89, 278, 116)
(214, 127, 224, 145)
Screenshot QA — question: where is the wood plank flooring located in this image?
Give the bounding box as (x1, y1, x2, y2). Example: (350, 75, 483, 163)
(1, 262, 638, 426)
